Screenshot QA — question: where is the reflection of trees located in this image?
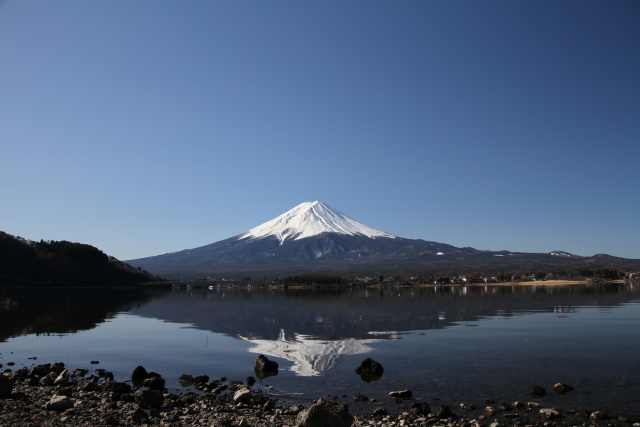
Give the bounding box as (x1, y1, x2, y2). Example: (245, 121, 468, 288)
(0, 287, 164, 342)
(131, 283, 640, 342)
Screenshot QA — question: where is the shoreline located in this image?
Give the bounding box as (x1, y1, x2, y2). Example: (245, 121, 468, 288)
(462, 279, 629, 287)
(1, 361, 639, 426)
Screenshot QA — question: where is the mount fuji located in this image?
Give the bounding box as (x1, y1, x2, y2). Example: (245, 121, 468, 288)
(127, 201, 634, 278)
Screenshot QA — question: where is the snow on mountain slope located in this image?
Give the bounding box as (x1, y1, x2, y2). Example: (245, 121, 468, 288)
(238, 201, 396, 245)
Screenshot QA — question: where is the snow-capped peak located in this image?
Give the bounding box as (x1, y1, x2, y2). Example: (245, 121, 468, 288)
(238, 201, 396, 245)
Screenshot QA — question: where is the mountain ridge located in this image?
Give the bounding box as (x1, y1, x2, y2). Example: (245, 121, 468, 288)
(127, 201, 640, 278)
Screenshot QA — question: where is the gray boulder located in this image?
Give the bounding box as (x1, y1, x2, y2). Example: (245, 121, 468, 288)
(295, 399, 354, 427)
(54, 369, 69, 385)
(45, 395, 74, 411)
(233, 387, 253, 404)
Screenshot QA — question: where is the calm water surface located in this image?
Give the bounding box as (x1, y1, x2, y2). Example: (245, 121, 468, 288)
(1, 283, 639, 414)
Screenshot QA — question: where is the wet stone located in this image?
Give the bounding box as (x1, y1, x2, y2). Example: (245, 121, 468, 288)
(539, 408, 562, 420)
(552, 382, 575, 395)
(530, 385, 546, 398)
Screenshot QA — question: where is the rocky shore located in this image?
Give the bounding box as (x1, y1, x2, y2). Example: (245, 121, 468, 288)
(1, 358, 639, 427)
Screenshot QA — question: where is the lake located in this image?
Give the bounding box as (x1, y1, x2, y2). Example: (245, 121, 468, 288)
(1, 282, 639, 416)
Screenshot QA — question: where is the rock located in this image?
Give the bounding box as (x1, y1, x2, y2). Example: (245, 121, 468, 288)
(373, 408, 388, 417)
(51, 362, 65, 374)
(355, 358, 384, 382)
(233, 388, 253, 404)
(54, 369, 69, 385)
(295, 398, 354, 427)
(179, 374, 194, 386)
(134, 389, 164, 409)
(411, 402, 431, 415)
(131, 407, 149, 424)
(498, 401, 511, 411)
(79, 381, 100, 392)
(28, 364, 51, 378)
(263, 399, 276, 412)
(485, 406, 497, 416)
(552, 382, 575, 395)
(590, 411, 607, 420)
(143, 374, 165, 391)
(45, 395, 74, 411)
(0, 373, 13, 398)
(193, 375, 209, 385)
(72, 368, 88, 378)
(539, 408, 562, 420)
(131, 365, 148, 386)
(459, 403, 475, 411)
(389, 390, 412, 399)
(246, 376, 256, 387)
(530, 385, 546, 397)
(353, 394, 369, 402)
(58, 386, 74, 397)
(436, 405, 454, 419)
(254, 355, 278, 379)
(39, 372, 57, 386)
(102, 381, 132, 394)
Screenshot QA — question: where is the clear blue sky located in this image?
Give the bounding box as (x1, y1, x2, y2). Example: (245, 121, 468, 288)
(2, 1, 639, 260)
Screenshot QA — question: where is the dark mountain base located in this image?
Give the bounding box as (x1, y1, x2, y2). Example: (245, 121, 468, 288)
(128, 233, 640, 280)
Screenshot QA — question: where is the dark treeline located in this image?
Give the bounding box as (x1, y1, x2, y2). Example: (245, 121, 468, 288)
(280, 273, 346, 286)
(282, 268, 638, 286)
(0, 231, 159, 286)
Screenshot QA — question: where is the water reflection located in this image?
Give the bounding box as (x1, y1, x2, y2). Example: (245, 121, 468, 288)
(130, 282, 640, 376)
(0, 286, 162, 342)
(239, 329, 384, 376)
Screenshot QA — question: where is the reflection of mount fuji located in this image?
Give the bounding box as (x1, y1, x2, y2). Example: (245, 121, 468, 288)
(239, 329, 390, 376)
(129, 283, 640, 375)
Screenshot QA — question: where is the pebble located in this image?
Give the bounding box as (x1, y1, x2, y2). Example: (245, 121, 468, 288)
(0, 362, 633, 426)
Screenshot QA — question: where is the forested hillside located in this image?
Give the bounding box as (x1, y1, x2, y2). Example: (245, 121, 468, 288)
(0, 232, 160, 286)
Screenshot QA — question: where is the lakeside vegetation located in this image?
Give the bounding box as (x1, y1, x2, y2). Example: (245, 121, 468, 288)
(2, 230, 638, 288)
(0, 232, 160, 286)
(205, 270, 640, 288)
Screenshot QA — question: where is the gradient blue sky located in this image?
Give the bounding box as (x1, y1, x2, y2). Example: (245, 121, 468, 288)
(2, 1, 639, 260)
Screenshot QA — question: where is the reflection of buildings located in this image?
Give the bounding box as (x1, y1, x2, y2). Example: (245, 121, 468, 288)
(239, 329, 393, 376)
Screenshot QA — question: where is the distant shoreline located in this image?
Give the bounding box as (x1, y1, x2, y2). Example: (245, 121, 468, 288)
(491, 279, 627, 286)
